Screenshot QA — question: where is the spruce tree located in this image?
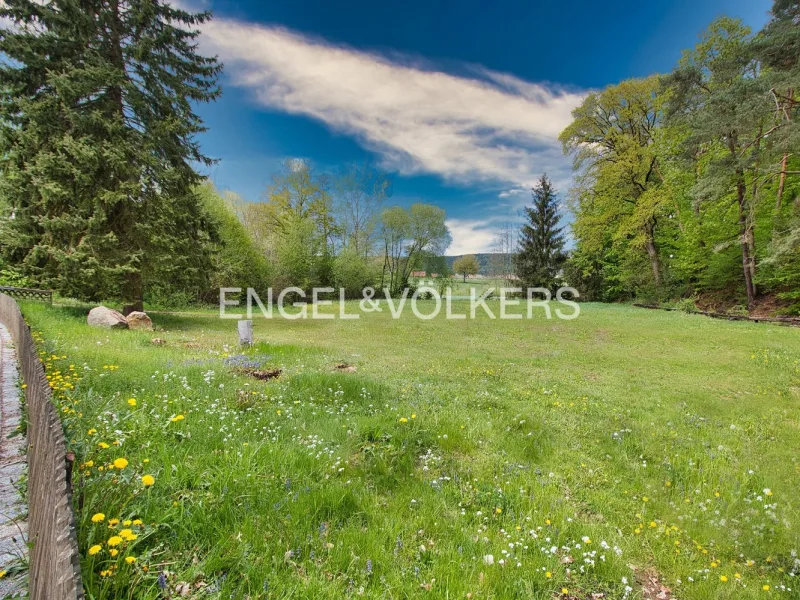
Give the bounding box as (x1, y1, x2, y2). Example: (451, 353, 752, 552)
(515, 175, 567, 292)
(0, 0, 221, 307)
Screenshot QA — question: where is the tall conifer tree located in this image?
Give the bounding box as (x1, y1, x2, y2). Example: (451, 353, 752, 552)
(515, 175, 567, 292)
(0, 0, 221, 307)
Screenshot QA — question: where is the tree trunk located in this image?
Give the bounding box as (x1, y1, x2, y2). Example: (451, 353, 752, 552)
(122, 271, 143, 314)
(776, 89, 794, 211)
(736, 173, 756, 306)
(748, 127, 762, 287)
(777, 152, 789, 211)
(109, 0, 143, 309)
(643, 219, 662, 287)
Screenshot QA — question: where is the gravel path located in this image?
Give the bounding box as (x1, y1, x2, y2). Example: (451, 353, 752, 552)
(0, 322, 27, 597)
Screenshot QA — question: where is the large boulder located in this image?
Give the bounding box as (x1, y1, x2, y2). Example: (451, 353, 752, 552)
(126, 311, 153, 331)
(88, 306, 128, 329)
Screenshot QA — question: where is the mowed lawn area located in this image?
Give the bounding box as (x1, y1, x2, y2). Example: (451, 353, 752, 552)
(20, 301, 800, 599)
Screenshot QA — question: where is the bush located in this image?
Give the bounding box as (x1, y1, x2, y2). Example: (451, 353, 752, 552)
(334, 247, 376, 298)
(0, 266, 31, 288)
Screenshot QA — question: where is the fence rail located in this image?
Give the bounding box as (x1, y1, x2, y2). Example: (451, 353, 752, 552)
(0, 286, 53, 304)
(633, 303, 800, 327)
(0, 293, 83, 600)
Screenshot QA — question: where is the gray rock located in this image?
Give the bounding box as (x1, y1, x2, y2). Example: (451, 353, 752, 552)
(87, 306, 128, 329)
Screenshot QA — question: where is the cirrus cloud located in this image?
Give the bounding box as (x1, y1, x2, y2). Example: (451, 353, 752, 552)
(196, 16, 585, 190)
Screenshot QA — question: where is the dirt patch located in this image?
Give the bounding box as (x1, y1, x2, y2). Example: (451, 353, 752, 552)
(749, 293, 794, 318)
(635, 566, 674, 600)
(244, 368, 282, 381)
(695, 291, 793, 318)
(151, 337, 166, 345)
(334, 363, 357, 373)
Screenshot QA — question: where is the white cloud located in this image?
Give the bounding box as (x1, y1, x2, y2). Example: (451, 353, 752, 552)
(446, 219, 498, 255)
(196, 17, 585, 189)
(498, 187, 527, 199)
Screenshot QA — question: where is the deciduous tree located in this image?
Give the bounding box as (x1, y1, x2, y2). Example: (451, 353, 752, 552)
(453, 254, 480, 282)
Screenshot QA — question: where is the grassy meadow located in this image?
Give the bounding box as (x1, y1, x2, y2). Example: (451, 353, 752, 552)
(19, 300, 800, 599)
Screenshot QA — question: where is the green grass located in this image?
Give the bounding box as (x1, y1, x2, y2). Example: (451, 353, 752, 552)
(20, 301, 800, 599)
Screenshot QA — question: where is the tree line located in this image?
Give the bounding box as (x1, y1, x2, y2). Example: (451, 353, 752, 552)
(560, 0, 800, 313)
(2, 0, 797, 313)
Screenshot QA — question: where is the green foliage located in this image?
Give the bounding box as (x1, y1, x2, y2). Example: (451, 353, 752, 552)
(198, 184, 272, 300)
(560, 76, 667, 295)
(0, 0, 221, 306)
(380, 203, 450, 295)
(333, 245, 377, 298)
(0, 266, 30, 288)
(273, 212, 318, 293)
(563, 2, 800, 311)
(451, 254, 479, 282)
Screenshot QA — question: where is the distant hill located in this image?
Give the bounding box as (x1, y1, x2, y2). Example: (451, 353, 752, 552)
(444, 253, 506, 275)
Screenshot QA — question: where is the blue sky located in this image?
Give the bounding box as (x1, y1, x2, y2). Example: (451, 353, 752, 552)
(191, 0, 773, 254)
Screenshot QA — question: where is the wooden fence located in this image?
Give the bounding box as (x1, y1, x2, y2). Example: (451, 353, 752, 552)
(0, 293, 83, 599)
(0, 286, 53, 304)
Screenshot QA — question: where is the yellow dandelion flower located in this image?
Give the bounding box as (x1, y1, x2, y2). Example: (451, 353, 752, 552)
(720, 575, 728, 582)
(125, 556, 136, 564)
(141, 475, 155, 487)
(107, 536, 123, 547)
(127, 398, 137, 407)
(91, 513, 105, 523)
(399, 417, 408, 423)
(113, 458, 129, 470)
(545, 572, 552, 578)
(88, 545, 102, 556)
